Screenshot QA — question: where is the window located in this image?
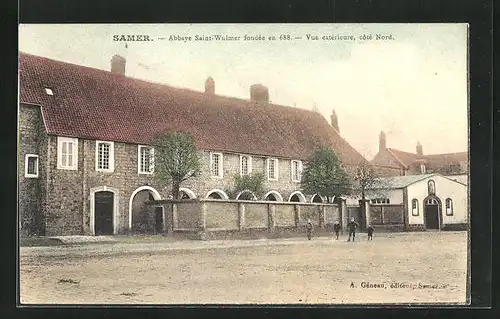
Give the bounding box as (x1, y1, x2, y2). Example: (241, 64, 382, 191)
(25, 154, 39, 178)
(210, 152, 223, 177)
(138, 145, 154, 174)
(291, 160, 302, 182)
(445, 198, 453, 216)
(96, 141, 114, 172)
(428, 180, 436, 195)
(240, 155, 252, 176)
(371, 198, 390, 205)
(411, 199, 419, 216)
(267, 158, 278, 180)
(57, 137, 78, 170)
(425, 198, 439, 205)
(44, 88, 53, 95)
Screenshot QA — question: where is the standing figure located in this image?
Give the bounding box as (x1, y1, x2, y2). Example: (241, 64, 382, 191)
(367, 224, 374, 241)
(305, 219, 313, 240)
(347, 217, 359, 242)
(333, 220, 341, 240)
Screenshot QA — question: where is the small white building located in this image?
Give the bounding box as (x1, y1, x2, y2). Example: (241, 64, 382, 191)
(363, 173, 468, 231)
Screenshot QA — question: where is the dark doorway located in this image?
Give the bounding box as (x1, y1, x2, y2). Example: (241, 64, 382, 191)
(154, 207, 163, 234)
(290, 194, 300, 202)
(208, 192, 222, 199)
(95, 191, 114, 235)
(312, 194, 323, 203)
(424, 197, 441, 230)
(266, 194, 277, 201)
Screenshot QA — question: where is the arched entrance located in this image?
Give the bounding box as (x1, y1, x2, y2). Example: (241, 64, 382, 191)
(236, 190, 257, 201)
(129, 186, 162, 234)
(289, 191, 306, 202)
(311, 194, 323, 203)
(424, 195, 442, 230)
(205, 189, 229, 200)
(264, 190, 283, 202)
(179, 187, 196, 199)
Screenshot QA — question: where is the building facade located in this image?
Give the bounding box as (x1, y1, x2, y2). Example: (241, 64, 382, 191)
(371, 131, 468, 183)
(18, 53, 368, 236)
(364, 174, 468, 231)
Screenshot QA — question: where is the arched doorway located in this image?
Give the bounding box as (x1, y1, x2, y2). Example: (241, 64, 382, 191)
(311, 194, 323, 203)
(206, 189, 229, 200)
(424, 196, 442, 230)
(95, 191, 114, 235)
(289, 191, 306, 202)
(264, 191, 283, 202)
(266, 193, 277, 201)
(179, 188, 196, 199)
(236, 190, 257, 201)
(129, 186, 162, 234)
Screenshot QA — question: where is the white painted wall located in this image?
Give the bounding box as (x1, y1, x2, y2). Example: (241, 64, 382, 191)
(445, 174, 468, 186)
(406, 175, 467, 225)
(365, 189, 404, 205)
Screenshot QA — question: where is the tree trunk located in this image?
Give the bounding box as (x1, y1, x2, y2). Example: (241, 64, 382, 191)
(172, 180, 180, 199)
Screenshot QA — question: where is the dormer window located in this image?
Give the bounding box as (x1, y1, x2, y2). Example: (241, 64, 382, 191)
(44, 88, 53, 95)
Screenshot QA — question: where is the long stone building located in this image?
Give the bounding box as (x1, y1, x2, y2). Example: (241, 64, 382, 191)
(19, 52, 369, 236)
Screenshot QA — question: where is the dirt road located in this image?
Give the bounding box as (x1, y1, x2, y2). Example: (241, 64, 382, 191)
(20, 231, 468, 305)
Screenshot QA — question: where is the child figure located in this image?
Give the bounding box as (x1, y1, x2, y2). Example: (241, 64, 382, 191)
(346, 217, 359, 242)
(305, 219, 313, 240)
(367, 224, 374, 241)
(333, 221, 341, 240)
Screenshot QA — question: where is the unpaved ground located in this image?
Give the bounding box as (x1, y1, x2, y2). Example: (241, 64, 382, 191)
(20, 232, 468, 305)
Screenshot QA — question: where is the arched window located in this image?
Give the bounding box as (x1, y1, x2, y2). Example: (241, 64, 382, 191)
(411, 199, 419, 216)
(445, 198, 453, 216)
(428, 180, 436, 195)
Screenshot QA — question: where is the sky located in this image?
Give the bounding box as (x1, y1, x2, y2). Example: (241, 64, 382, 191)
(18, 24, 469, 160)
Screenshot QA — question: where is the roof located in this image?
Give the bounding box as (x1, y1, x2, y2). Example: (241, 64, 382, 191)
(370, 173, 467, 189)
(19, 52, 368, 165)
(387, 148, 420, 168)
(384, 148, 468, 169)
(370, 174, 436, 189)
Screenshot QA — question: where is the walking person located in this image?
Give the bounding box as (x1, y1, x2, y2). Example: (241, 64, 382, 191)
(367, 224, 374, 241)
(347, 217, 359, 242)
(333, 220, 341, 240)
(305, 219, 313, 240)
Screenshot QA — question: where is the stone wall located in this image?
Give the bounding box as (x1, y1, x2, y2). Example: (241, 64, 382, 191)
(163, 200, 341, 236)
(20, 126, 334, 236)
(18, 105, 47, 236)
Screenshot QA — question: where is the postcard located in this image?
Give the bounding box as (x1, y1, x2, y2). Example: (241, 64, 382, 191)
(18, 23, 469, 305)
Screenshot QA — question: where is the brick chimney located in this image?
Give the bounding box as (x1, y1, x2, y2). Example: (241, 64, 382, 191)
(110, 54, 126, 75)
(379, 131, 387, 152)
(205, 77, 215, 95)
(416, 142, 423, 156)
(250, 84, 269, 102)
(330, 109, 340, 133)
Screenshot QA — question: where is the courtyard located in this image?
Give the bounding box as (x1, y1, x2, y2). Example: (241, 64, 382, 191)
(19, 231, 468, 305)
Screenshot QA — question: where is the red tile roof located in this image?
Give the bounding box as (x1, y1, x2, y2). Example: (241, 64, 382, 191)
(387, 148, 420, 168)
(387, 148, 467, 169)
(19, 52, 368, 165)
